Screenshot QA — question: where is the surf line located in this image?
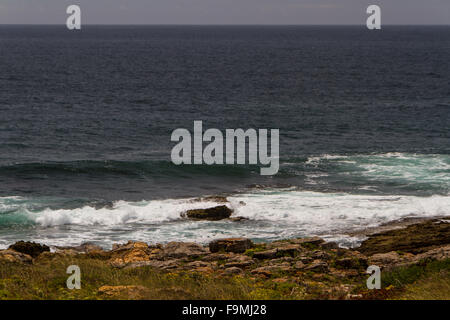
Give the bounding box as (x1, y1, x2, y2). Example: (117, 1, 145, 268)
(170, 121, 279, 175)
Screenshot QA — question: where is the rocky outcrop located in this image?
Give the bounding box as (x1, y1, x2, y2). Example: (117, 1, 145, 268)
(358, 220, 450, 255)
(8, 241, 49, 258)
(185, 205, 233, 221)
(109, 241, 155, 268)
(0, 250, 33, 264)
(209, 238, 253, 253)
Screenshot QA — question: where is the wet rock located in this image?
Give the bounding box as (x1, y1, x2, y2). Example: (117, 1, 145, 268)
(0, 250, 33, 264)
(163, 242, 208, 259)
(185, 205, 233, 221)
(8, 241, 50, 258)
(98, 285, 150, 299)
(209, 238, 253, 253)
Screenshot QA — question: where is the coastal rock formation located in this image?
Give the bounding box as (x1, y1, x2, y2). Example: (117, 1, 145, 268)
(109, 241, 154, 268)
(8, 241, 50, 258)
(358, 220, 450, 255)
(185, 205, 233, 221)
(0, 250, 33, 264)
(209, 238, 253, 253)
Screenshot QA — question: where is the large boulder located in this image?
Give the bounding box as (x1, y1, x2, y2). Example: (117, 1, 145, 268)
(185, 206, 233, 221)
(8, 241, 50, 258)
(209, 238, 253, 253)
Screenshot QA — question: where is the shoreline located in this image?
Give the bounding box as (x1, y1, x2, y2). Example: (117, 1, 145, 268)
(0, 218, 449, 300)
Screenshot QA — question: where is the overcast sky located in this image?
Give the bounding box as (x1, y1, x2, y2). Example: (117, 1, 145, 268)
(0, 0, 449, 25)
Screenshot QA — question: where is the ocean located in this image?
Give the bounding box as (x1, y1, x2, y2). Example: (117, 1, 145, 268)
(0, 25, 449, 248)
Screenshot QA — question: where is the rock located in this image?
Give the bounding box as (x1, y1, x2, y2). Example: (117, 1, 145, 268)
(185, 205, 233, 221)
(0, 250, 33, 264)
(209, 238, 253, 253)
(291, 237, 325, 246)
(311, 250, 331, 260)
(224, 267, 244, 275)
(297, 256, 314, 264)
(335, 253, 368, 269)
(163, 242, 208, 259)
(414, 244, 450, 262)
(126, 259, 180, 270)
(253, 249, 278, 260)
(271, 244, 303, 257)
(305, 260, 329, 272)
(201, 253, 232, 261)
(56, 242, 103, 254)
(8, 241, 49, 258)
(368, 251, 402, 267)
(109, 241, 152, 268)
(358, 220, 450, 255)
(98, 285, 150, 299)
(224, 255, 254, 268)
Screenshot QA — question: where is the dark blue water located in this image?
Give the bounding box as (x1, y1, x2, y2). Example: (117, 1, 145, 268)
(0, 26, 449, 248)
(1, 26, 449, 202)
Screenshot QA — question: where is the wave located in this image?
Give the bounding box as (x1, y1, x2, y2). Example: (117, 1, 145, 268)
(1, 189, 449, 249)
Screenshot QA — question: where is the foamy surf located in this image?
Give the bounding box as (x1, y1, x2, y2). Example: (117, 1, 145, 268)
(0, 188, 449, 249)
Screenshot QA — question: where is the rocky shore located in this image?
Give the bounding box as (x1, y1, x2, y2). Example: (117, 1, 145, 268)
(0, 218, 449, 300)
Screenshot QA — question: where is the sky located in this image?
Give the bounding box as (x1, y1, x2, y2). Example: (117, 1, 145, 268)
(0, 0, 449, 25)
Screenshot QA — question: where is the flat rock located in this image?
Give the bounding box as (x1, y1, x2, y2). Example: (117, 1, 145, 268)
(291, 237, 325, 246)
(163, 242, 208, 259)
(209, 238, 253, 253)
(253, 249, 278, 260)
